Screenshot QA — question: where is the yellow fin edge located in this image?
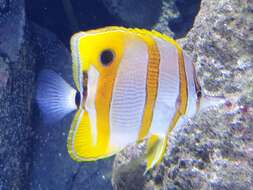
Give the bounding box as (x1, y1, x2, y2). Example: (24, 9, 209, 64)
(145, 134, 167, 173)
(98, 26, 182, 51)
(67, 109, 119, 162)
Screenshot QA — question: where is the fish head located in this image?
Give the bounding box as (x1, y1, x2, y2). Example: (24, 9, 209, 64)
(70, 27, 146, 110)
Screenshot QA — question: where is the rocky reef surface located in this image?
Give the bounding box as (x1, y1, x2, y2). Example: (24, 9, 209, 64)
(0, 0, 35, 189)
(112, 0, 253, 189)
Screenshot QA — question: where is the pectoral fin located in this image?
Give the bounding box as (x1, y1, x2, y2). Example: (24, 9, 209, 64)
(36, 69, 77, 124)
(145, 134, 167, 173)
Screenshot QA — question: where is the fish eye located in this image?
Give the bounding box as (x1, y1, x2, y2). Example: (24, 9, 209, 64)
(100, 49, 115, 66)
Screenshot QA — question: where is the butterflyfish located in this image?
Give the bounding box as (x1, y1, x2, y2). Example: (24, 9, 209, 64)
(36, 26, 225, 172)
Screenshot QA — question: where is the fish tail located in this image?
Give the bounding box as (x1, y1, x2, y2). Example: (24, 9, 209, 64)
(36, 69, 78, 123)
(199, 94, 226, 112)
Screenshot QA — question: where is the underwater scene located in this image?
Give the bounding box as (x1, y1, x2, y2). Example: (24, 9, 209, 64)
(0, 0, 252, 190)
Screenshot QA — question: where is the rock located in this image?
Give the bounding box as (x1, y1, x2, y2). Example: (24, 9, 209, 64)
(0, 0, 25, 62)
(153, 0, 179, 37)
(112, 143, 147, 190)
(112, 0, 253, 189)
(102, 0, 163, 28)
(103, 0, 201, 38)
(0, 0, 35, 189)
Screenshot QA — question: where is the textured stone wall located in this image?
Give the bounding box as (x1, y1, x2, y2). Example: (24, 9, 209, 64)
(0, 0, 35, 189)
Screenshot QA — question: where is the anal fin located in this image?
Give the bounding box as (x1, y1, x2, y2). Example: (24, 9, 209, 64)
(145, 134, 167, 173)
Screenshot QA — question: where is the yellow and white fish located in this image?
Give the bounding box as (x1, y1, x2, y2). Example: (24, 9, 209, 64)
(36, 26, 224, 171)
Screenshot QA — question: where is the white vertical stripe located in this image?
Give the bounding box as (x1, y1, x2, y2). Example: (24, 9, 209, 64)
(85, 65, 99, 145)
(72, 109, 85, 160)
(149, 37, 180, 135)
(110, 39, 149, 148)
(183, 52, 198, 118)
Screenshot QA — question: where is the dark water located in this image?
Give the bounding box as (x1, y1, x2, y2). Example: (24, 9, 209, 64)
(168, 0, 201, 38)
(27, 0, 201, 45)
(27, 0, 122, 46)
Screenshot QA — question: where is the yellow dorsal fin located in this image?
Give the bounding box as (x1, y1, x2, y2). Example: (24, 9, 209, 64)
(145, 134, 167, 173)
(112, 27, 182, 50)
(95, 26, 182, 50)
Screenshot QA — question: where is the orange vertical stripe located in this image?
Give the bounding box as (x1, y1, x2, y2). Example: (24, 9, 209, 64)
(168, 48, 188, 134)
(138, 35, 160, 141)
(94, 72, 117, 156)
(178, 49, 188, 115)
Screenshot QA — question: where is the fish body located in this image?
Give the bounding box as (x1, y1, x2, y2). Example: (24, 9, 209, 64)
(36, 27, 221, 171)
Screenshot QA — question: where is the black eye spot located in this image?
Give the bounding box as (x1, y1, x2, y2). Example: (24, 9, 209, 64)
(100, 49, 114, 66)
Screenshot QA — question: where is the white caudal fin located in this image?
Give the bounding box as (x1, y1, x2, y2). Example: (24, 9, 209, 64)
(36, 69, 78, 123)
(199, 94, 226, 112)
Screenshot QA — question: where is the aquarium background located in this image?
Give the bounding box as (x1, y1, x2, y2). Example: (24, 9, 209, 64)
(0, 0, 252, 190)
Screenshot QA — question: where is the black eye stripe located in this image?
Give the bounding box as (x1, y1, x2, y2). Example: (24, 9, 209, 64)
(100, 49, 114, 66)
(197, 90, 202, 98)
(75, 91, 81, 108)
(194, 77, 202, 98)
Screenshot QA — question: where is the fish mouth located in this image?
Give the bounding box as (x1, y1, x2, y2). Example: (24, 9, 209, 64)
(74, 71, 88, 110)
